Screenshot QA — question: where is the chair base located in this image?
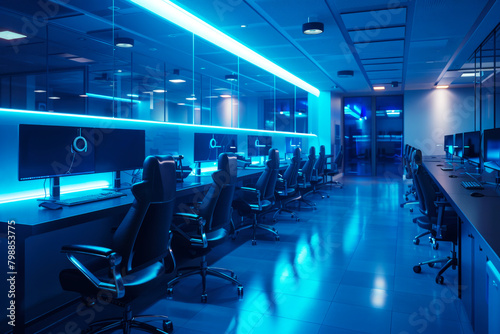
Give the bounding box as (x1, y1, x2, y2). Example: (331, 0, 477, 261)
(413, 230, 431, 245)
(167, 255, 243, 302)
(295, 192, 316, 209)
(234, 213, 280, 245)
(413, 245, 457, 284)
(85, 305, 173, 334)
(273, 207, 300, 222)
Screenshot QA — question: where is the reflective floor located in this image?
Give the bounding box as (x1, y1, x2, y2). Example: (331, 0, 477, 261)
(47, 177, 473, 334)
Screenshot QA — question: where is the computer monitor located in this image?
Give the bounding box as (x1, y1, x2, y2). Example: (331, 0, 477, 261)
(94, 128, 145, 173)
(286, 137, 302, 154)
(248, 135, 272, 157)
(463, 131, 480, 165)
(19, 124, 95, 181)
(194, 133, 237, 161)
(454, 133, 463, 157)
(444, 134, 454, 156)
(483, 128, 500, 171)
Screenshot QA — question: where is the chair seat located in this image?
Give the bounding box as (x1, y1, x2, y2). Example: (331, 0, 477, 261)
(298, 182, 311, 189)
(276, 188, 297, 196)
(60, 261, 165, 300)
(249, 199, 273, 211)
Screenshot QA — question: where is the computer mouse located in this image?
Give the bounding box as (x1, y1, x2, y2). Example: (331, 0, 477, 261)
(449, 175, 458, 178)
(38, 201, 63, 210)
(470, 192, 485, 197)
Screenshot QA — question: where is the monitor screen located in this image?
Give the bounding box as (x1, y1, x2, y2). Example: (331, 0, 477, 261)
(286, 137, 302, 154)
(19, 124, 95, 181)
(248, 135, 272, 157)
(444, 134, 454, 155)
(194, 133, 237, 161)
(483, 128, 500, 171)
(463, 131, 480, 165)
(94, 128, 145, 173)
(454, 133, 463, 157)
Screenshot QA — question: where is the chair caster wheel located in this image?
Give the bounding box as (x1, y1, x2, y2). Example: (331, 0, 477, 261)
(405, 197, 409, 201)
(327, 195, 330, 198)
(413, 238, 420, 245)
(340, 186, 343, 189)
(296, 218, 300, 221)
(163, 320, 174, 333)
(273, 219, 277, 222)
(201, 294, 207, 303)
(166, 287, 173, 296)
(436, 276, 444, 284)
(237, 285, 244, 297)
(410, 208, 413, 213)
(313, 206, 317, 210)
(275, 235, 280, 241)
(413, 265, 422, 273)
(433, 243, 439, 250)
(452, 265, 457, 270)
(321, 196, 325, 199)
(428, 262, 435, 268)
(252, 240, 257, 246)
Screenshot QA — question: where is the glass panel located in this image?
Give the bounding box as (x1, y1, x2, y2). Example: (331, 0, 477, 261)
(344, 97, 372, 176)
(274, 77, 294, 132)
(481, 35, 495, 130)
(496, 30, 500, 128)
(295, 87, 309, 134)
(375, 95, 403, 176)
(475, 51, 481, 130)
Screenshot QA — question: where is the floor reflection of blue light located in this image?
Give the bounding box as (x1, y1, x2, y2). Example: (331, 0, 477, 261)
(374, 276, 387, 290)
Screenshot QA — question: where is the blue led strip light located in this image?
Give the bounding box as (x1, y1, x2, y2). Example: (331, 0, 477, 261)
(128, 0, 320, 97)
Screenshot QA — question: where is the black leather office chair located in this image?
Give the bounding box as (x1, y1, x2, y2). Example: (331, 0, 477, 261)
(325, 145, 343, 188)
(296, 146, 317, 209)
(307, 145, 329, 199)
(232, 148, 280, 245)
(412, 151, 458, 284)
(273, 147, 302, 222)
(59, 155, 177, 334)
(400, 146, 419, 212)
(166, 153, 242, 302)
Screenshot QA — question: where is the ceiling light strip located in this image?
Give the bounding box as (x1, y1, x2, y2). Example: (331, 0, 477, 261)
(128, 0, 320, 97)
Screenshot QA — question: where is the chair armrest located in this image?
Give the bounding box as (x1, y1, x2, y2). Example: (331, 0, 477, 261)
(172, 213, 207, 248)
(61, 245, 124, 299)
(235, 187, 262, 210)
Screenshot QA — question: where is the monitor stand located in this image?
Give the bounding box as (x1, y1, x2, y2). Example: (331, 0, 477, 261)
(37, 177, 60, 201)
(107, 171, 132, 192)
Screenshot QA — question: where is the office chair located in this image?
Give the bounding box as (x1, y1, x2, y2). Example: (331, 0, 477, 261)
(232, 148, 280, 245)
(273, 147, 302, 222)
(325, 145, 343, 189)
(307, 145, 329, 199)
(166, 153, 242, 302)
(400, 146, 419, 212)
(59, 155, 177, 334)
(411, 152, 458, 284)
(296, 146, 317, 209)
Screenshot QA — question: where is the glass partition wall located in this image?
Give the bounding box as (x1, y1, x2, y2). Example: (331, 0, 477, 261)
(0, 1, 310, 133)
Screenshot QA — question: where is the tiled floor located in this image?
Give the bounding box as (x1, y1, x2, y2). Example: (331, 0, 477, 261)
(47, 176, 474, 334)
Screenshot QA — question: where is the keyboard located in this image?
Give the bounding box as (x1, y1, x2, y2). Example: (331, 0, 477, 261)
(461, 181, 484, 190)
(55, 191, 126, 206)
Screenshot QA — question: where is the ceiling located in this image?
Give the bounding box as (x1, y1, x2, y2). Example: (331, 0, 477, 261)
(0, 0, 499, 95)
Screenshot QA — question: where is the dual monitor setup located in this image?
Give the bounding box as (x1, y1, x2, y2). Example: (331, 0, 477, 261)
(18, 124, 146, 199)
(444, 128, 500, 172)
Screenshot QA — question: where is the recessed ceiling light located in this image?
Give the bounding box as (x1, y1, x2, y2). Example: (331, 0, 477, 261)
(79, 94, 88, 98)
(34, 90, 46, 93)
(169, 79, 186, 83)
(373, 86, 385, 90)
(461, 72, 480, 77)
(127, 94, 139, 98)
(241, 24, 247, 28)
(115, 37, 134, 48)
(0, 30, 27, 40)
(186, 96, 197, 100)
(49, 96, 61, 100)
(69, 57, 94, 63)
(177, 103, 185, 105)
(220, 94, 231, 98)
(436, 85, 449, 89)
(169, 69, 186, 83)
(153, 89, 167, 93)
(337, 70, 353, 78)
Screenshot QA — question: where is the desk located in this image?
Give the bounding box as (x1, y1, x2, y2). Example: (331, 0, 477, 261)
(423, 159, 500, 333)
(0, 167, 265, 333)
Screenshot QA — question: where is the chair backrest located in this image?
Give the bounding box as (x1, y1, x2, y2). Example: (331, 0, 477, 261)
(301, 146, 316, 182)
(113, 155, 177, 274)
(199, 153, 237, 231)
(313, 145, 327, 176)
(412, 150, 426, 214)
(282, 147, 301, 188)
(263, 148, 280, 200)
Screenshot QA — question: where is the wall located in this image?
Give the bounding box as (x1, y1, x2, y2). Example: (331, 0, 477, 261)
(331, 94, 342, 156)
(308, 91, 332, 154)
(404, 87, 475, 155)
